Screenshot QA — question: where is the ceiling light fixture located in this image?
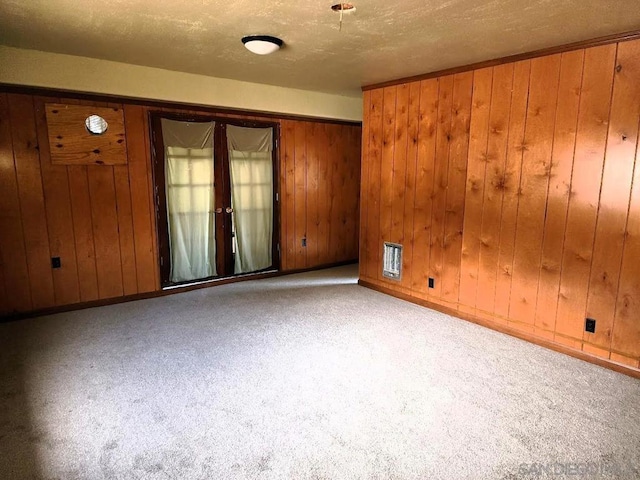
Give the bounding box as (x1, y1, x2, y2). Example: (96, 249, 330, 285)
(241, 35, 283, 55)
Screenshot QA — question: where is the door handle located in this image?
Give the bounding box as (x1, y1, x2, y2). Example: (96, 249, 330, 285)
(214, 208, 223, 214)
(225, 207, 233, 214)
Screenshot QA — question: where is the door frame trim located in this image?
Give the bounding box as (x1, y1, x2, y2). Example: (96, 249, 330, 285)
(149, 110, 281, 287)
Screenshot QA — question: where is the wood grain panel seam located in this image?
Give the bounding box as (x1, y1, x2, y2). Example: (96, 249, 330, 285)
(489, 66, 517, 313)
(385, 86, 398, 250)
(407, 85, 423, 286)
(65, 165, 84, 300)
(504, 64, 533, 320)
(533, 51, 585, 334)
(122, 162, 140, 292)
(281, 121, 287, 269)
(110, 167, 126, 294)
(580, 43, 619, 350)
(392, 85, 408, 247)
(411, 79, 439, 292)
(468, 69, 494, 307)
(0, 93, 33, 311)
(553, 52, 588, 340)
(142, 108, 159, 289)
(34, 100, 63, 306)
(304, 123, 309, 264)
(81, 166, 100, 296)
(360, 94, 372, 272)
(428, 77, 453, 294)
(530, 57, 563, 331)
(607, 68, 640, 353)
(27, 95, 57, 305)
(7, 96, 35, 308)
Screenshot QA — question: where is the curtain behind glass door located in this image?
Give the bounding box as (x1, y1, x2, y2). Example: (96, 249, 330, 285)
(226, 125, 273, 274)
(161, 119, 216, 283)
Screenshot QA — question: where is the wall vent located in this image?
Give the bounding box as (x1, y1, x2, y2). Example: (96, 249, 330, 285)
(382, 242, 402, 280)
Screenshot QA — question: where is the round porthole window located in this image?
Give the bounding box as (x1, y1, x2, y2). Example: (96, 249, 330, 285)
(85, 115, 108, 135)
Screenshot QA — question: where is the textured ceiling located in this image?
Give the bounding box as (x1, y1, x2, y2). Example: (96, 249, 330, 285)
(1, 0, 639, 97)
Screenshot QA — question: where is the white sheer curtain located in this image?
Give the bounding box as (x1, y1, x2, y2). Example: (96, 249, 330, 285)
(161, 119, 216, 283)
(226, 125, 273, 274)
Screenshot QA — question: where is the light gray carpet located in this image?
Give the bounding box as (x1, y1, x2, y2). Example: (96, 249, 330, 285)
(1, 265, 639, 480)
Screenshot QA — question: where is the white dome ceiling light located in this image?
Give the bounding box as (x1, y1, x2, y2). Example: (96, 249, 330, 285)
(241, 35, 283, 55)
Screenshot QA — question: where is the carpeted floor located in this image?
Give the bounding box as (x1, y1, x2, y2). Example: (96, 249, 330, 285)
(1, 265, 639, 480)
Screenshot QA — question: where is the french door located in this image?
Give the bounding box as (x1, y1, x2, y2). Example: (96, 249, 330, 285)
(150, 113, 279, 287)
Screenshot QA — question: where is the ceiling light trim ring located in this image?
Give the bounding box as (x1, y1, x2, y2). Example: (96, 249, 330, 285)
(241, 35, 283, 55)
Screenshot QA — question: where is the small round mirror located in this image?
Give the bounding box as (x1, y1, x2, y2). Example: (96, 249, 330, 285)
(85, 115, 108, 135)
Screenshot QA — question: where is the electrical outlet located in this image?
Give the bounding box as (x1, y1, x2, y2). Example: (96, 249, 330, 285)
(585, 318, 596, 333)
(428, 277, 435, 289)
(51, 257, 61, 269)
(301, 238, 307, 247)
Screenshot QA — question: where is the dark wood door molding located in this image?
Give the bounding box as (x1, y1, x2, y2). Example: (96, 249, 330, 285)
(149, 111, 281, 287)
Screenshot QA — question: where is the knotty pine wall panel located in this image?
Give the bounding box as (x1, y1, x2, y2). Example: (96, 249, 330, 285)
(429, 76, 454, 300)
(390, 84, 409, 251)
(280, 120, 360, 271)
(458, 68, 492, 313)
(379, 87, 397, 282)
(475, 63, 514, 318)
(0, 91, 361, 316)
(293, 121, 308, 270)
(280, 120, 296, 271)
(359, 91, 371, 278)
(345, 125, 361, 261)
(554, 45, 616, 344)
(0, 94, 32, 314)
(585, 40, 640, 353)
(409, 79, 438, 293)
(494, 61, 530, 323)
(305, 123, 320, 267)
(534, 51, 584, 339)
(8, 94, 56, 310)
(509, 56, 561, 330)
(360, 37, 640, 369)
(361, 89, 383, 281)
(34, 97, 82, 306)
(441, 72, 473, 305)
(399, 83, 421, 292)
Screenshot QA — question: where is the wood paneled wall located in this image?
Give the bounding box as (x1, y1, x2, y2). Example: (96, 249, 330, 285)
(280, 120, 360, 271)
(0, 91, 361, 316)
(360, 38, 640, 370)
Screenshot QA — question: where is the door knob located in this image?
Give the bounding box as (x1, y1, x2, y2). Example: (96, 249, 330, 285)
(225, 207, 234, 214)
(214, 207, 223, 214)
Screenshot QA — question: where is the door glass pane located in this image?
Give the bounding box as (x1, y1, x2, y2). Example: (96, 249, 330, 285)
(226, 126, 274, 274)
(161, 119, 216, 283)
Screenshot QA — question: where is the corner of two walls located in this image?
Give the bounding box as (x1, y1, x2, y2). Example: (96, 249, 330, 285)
(359, 38, 640, 370)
